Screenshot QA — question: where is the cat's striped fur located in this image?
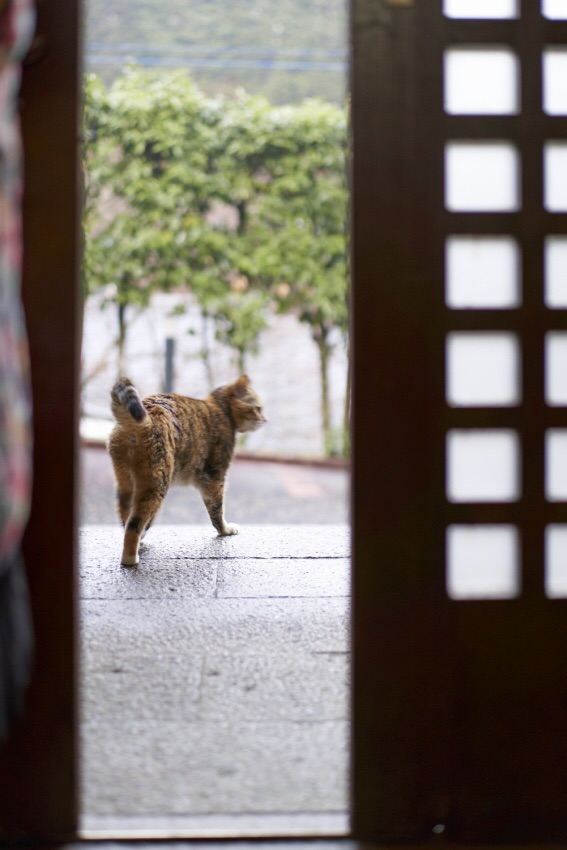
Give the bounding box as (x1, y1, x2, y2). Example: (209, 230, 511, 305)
(108, 375, 266, 566)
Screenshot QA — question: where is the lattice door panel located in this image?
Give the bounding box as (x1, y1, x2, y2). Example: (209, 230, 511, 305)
(352, 0, 567, 842)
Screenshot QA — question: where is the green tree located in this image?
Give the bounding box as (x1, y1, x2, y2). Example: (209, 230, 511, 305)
(84, 69, 225, 367)
(83, 69, 349, 455)
(84, 69, 272, 378)
(242, 98, 349, 454)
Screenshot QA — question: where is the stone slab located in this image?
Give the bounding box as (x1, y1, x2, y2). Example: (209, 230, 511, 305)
(82, 649, 348, 726)
(81, 596, 349, 672)
(80, 525, 350, 827)
(80, 525, 350, 568)
(199, 650, 349, 722)
(81, 719, 349, 815)
(81, 556, 349, 602)
(81, 656, 204, 722)
(216, 558, 350, 599)
(80, 558, 218, 600)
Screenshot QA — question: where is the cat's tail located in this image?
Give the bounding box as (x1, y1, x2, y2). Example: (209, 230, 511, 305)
(110, 377, 148, 426)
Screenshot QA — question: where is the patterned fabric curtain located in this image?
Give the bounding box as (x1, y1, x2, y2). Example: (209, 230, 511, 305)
(0, 0, 35, 744)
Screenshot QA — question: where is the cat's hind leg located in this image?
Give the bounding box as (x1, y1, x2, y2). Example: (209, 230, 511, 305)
(109, 457, 134, 527)
(117, 491, 132, 526)
(122, 486, 167, 566)
(198, 477, 239, 537)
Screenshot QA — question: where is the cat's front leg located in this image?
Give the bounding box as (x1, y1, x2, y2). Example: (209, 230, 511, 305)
(199, 478, 239, 536)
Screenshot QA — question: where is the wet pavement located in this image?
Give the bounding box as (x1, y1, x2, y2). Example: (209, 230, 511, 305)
(80, 445, 350, 527)
(80, 524, 350, 837)
(80, 446, 351, 836)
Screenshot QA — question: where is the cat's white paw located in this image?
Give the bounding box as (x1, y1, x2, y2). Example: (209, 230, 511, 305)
(221, 523, 239, 536)
(121, 552, 139, 567)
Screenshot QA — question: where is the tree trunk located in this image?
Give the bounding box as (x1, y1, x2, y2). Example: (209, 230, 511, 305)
(343, 336, 351, 457)
(237, 201, 247, 236)
(315, 330, 332, 456)
(201, 310, 215, 390)
(117, 302, 127, 375)
(235, 349, 248, 449)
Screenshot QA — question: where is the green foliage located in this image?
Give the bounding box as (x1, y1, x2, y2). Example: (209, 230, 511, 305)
(208, 289, 270, 374)
(83, 68, 349, 454)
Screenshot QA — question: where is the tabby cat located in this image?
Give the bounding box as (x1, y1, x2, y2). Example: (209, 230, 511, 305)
(108, 375, 267, 566)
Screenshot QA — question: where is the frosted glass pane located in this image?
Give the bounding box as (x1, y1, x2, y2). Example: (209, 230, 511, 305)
(444, 49, 519, 115)
(543, 0, 567, 19)
(544, 143, 567, 211)
(546, 525, 567, 597)
(446, 236, 520, 308)
(444, 0, 518, 17)
(447, 430, 520, 502)
(445, 143, 520, 212)
(546, 333, 567, 405)
(447, 525, 520, 599)
(543, 50, 567, 115)
(546, 430, 567, 500)
(446, 333, 520, 406)
(545, 237, 567, 307)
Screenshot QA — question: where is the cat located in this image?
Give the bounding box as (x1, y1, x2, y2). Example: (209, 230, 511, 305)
(107, 374, 267, 566)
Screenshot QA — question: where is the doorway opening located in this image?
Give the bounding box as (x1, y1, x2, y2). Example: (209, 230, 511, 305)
(79, 0, 351, 837)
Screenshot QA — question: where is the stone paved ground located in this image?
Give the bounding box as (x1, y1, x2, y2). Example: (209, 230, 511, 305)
(80, 525, 350, 837)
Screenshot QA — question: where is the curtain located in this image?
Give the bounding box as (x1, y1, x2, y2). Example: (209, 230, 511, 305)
(0, 0, 34, 744)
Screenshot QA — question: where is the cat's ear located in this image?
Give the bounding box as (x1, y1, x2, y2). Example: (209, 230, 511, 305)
(233, 375, 250, 397)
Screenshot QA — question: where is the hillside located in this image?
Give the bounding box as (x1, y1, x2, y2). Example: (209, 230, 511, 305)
(85, 0, 348, 104)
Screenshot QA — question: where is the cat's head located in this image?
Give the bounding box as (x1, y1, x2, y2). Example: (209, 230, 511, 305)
(229, 375, 267, 433)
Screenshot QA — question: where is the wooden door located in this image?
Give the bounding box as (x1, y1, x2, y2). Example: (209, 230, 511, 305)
(351, 0, 567, 842)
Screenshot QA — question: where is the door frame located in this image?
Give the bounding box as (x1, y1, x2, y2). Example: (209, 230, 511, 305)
(0, 0, 82, 837)
(1, 0, 567, 844)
